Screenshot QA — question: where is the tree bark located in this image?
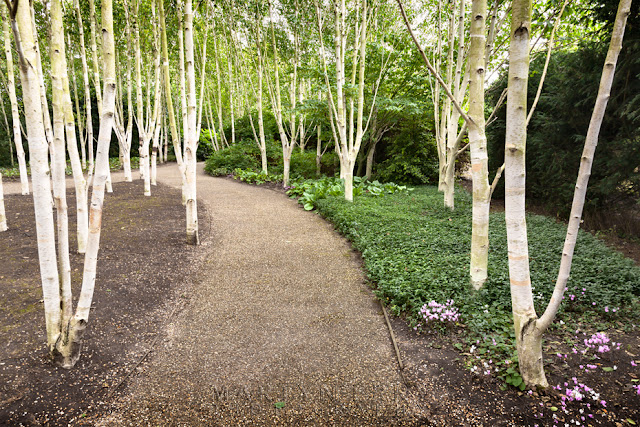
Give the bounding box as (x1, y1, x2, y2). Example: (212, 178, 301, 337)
(2, 8, 28, 194)
(504, 0, 546, 388)
(468, 0, 490, 289)
(75, 0, 94, 176)
(184, 0, 200, 245)
(54, 0, 118, 368)
(14, 0, 62, 354)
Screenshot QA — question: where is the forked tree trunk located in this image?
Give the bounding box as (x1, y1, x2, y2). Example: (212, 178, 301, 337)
(504, 0, 630, 387)
(2, 9, 28, 194)
(53, 0, 118, 368)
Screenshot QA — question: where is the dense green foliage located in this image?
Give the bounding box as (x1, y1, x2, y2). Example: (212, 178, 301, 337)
(374, 120, 440, 185)
(203, 138, 338, 179)
(315, 185, 640, 369)
(203, 139, 282, 175)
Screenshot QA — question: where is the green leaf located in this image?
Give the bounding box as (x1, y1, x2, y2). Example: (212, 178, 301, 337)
(601, 367, 614, 372)
(627, 419, 636, 425)
(512, 377, 523, 387)
(550, 407, 558, 412)
(274, 401, 285, 409)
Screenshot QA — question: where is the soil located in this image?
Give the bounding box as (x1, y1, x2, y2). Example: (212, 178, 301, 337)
(0, 179, 210, 425)
(0, 169, 637, 426)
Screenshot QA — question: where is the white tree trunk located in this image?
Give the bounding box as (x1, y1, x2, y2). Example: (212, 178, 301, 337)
(2, 9, 28, 195)
(50, 0, 74, 332)
(75, 0, 94, 176)
(55, 0, 118, 368)
(468, 0, 490, 289)
(14, 0, 62, 353)
(504, 0, 545, 388)
(184, 0, 200, 245)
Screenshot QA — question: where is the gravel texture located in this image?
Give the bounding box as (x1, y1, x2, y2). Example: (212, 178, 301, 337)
(100, 164, 427, 425)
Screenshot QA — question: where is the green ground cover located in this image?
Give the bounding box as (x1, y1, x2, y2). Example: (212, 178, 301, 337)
(315, 185, 640, 374)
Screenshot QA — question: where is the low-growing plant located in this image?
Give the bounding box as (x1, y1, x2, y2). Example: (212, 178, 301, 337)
(232, 168, 283, 185)
(313, 185, 640, 387)
(286, 176, 412, 211)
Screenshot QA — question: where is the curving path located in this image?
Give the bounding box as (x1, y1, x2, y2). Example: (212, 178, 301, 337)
(96, 163, 424, 425)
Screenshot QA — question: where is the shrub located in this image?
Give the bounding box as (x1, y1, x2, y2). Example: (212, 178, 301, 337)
(375, 130, 439, 185)
(290, 151, 317, 179)
(204, 139, 280, 175)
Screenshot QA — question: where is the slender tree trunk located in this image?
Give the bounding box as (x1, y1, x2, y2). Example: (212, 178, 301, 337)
(30, 5, 54, 151)
(57, 5, 89, 254)
(184, 0, 199, 245)
(14, 0, 62, 354)
(504, 0, 544, 387)
(50, 0, 73, 333)
(316, 124, 322, 177)
(504, 0, 632, 388)
(212, 27, 227, 148)
(268, 0, 293, 186)
(88, 0, 103, 116)
(68, 35, 86, 171)
(468, 0, 490, 289)
(75, 0, 94, 176)
(0, 95, 12, 167)
(2, 8, 28, 194)
(54, 0, 118, 368)
(159, 0, 187, 197)
(255, 19, 268, 174)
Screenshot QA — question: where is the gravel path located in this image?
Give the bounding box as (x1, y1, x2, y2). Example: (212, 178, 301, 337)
(97, 163, 425, 425)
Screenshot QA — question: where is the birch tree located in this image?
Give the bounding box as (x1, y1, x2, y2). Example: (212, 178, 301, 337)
(266, 0, 295, 186)
(184, 0, 200, 245)
(130, 0, 162, 196)
(158, 0, 186, 195)
(316, 0, 386, 201)
(7, 0, 118, 367)
(2, 7, 28, 194)
(397, 0, 494, 287)
(504, 0, 631, 387)
(75, 0, 94, 174)
(51, 0, 89, 254)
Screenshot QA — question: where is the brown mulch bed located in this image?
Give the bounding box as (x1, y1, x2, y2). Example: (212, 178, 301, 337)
(0, 181, 209, 426)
